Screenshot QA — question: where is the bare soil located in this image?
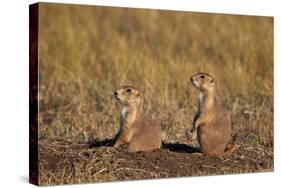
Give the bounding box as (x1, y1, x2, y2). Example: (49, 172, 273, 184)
(38, 138, 273, 186)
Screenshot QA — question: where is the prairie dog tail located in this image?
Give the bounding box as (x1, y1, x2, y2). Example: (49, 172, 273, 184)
(223, 132, 240, 155)
(224, 144, 240, 155)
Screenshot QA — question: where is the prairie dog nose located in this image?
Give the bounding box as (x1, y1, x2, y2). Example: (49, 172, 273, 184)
(190, 76, 194, 82)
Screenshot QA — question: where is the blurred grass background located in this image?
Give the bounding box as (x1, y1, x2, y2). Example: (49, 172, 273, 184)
(38, 3, 273, 146)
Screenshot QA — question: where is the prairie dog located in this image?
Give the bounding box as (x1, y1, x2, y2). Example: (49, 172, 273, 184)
(188, 73, 239, 156)
(113, 85, 161, 152)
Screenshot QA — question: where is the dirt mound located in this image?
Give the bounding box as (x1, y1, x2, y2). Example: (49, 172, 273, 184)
(38, 139, 273, 186)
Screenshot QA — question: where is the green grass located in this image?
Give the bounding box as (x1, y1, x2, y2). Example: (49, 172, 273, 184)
(38, 3, 273, 146)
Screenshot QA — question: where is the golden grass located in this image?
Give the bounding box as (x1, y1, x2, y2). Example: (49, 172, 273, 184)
(38, 3, 273, 146)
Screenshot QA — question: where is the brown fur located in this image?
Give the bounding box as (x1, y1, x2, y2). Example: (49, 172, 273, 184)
(189, 73, 239, 156)
(114, 85, 161, 152)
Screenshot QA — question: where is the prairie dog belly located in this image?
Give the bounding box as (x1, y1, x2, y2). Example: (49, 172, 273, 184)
(198, 118, 231, 155)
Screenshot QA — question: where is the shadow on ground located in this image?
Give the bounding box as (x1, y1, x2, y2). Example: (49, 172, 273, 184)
(88, 138, 115, 147)
(162, 143, 200, 153)
(87, 138, 200, 154)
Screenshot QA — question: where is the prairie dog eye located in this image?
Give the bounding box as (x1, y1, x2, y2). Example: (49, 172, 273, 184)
(126, 88, 132, 92)
(200, 75, 205, 79)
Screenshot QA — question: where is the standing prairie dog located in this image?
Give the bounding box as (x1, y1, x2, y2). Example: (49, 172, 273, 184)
(113, 85, 161, 152)
(188, 73, 239, 156)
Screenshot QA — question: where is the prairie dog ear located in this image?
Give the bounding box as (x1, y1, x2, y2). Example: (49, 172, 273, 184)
(210, 77, 215, 83)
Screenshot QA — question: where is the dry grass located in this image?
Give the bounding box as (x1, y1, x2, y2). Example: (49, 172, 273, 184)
(37, 3, 273, 185)
(38, 3, 273, 145)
